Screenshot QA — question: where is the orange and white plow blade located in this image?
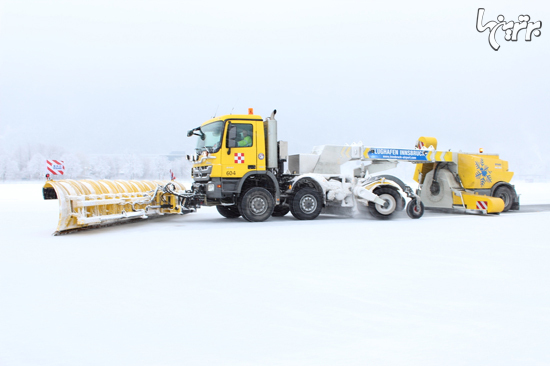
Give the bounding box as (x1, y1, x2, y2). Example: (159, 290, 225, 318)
(43, 179, 186, 235)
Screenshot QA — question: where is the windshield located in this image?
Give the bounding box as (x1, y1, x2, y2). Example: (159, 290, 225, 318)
(195, 121, 224, 154)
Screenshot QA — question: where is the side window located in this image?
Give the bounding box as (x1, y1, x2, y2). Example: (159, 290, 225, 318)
(227, 123, 253, 148)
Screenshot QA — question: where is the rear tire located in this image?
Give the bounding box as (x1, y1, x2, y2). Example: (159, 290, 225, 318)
(272, 205, 290, 217)
(216, 205, 241, 219)
(368, 187, 400, 219)
(493, 185, 515, 212)
(239, 187, 275, 222)
(290, 187, 323, 220)
(406, 199, 424, 219)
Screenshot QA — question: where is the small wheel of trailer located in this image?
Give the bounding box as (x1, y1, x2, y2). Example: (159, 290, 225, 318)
(272, 205, 290, 217)
(290, 187, 323, 220)
(216, 205, 241, 218)
(238, 187, 275, 222)
(492, 185, 515, 212)
(406, 199, 424, 219)
(368, 187, 400, 219)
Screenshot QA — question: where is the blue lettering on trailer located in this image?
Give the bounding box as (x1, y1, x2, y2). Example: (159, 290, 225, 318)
(368, 148, 429, 161)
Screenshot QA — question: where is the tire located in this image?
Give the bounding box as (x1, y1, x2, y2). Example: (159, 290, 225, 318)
(406, 199, 424, 219)
(216, 205, 241, 218)
(238, 187, 275, 222)
(493, 185, 515, 212)
(272, 205, 290, 217)
(368, 187, 401, 219)
(290, 187, 323, 220)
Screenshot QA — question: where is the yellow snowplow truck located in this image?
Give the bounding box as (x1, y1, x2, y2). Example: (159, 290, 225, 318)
(43, 109, 518, 234)
(183, 109, 426, 222)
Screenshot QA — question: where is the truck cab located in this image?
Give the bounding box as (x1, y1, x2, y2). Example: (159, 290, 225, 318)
(187, 110, 285, 221)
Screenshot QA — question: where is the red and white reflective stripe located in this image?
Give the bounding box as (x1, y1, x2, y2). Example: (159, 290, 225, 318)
(46, 160, 65, 175)
(234, 153, 245, 164)
(418, 141, 425, 148)
(476, 201, 488, 210)
(170, 169, 176, 181)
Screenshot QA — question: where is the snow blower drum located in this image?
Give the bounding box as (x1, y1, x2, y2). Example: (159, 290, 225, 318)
(43, 179, 186, 235)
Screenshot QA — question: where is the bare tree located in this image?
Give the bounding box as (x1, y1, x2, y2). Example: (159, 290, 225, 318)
(26, 153, 47, 180)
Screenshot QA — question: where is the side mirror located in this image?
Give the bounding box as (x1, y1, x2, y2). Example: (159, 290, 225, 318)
(187, 130, 193, 137)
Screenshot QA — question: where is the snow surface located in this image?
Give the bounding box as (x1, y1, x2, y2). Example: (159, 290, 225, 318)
(1, 182, 550, 366)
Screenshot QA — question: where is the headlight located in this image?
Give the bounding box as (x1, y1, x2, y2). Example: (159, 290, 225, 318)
(207, 183, 215, 192)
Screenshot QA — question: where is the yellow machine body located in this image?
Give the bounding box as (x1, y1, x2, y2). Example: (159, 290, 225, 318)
(413, 136, 517, 214)
(413, 137, 514, 189)
(43, 179, 186, 235)
(457, 153, 514, 189)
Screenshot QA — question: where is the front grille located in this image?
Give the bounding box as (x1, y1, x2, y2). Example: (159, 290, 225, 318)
(193, 165, 213, 181)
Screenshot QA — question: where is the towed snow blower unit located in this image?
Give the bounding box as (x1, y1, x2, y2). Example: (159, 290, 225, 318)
(413, 136, 519, 214)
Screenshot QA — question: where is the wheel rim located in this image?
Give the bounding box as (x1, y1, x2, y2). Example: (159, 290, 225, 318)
(497, 191, 511, 205)
(300, 194, 317, 214)
(376, 194, 396, 215)
(250, 196, 268, 215)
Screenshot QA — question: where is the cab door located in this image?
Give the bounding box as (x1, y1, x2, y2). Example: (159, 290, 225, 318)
(222, 122, 257, 178)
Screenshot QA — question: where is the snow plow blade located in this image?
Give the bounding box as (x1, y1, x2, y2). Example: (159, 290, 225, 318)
(43, 179, 186, 235)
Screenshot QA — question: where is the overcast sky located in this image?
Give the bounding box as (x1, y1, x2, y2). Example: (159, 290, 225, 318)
(1, 0, 548, 175)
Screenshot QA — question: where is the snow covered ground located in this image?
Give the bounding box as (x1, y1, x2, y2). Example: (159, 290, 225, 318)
(1, 181, 550, 366)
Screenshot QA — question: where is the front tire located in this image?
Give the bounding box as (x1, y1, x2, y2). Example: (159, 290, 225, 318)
(238, 187, 275, 222)
(290, 187, 323, 220)
(216, 205, 241, 218)
(368, 187, 401, 219)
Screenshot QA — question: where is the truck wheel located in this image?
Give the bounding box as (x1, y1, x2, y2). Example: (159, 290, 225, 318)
(290, 187, 323, 220)
(239, 187, 275, 222)
(216, 205, 241, 218)
(406, 199, 424, 219)
(368, 187, 400, 219)
(493, 185, 515, 212)
(272, 205, 290, 217)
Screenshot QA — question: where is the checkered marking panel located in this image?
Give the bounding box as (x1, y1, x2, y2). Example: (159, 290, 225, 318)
(234, 153, 245, 164)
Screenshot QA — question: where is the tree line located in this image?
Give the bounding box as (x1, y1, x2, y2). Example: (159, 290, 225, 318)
(0, 143, 192, 181)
